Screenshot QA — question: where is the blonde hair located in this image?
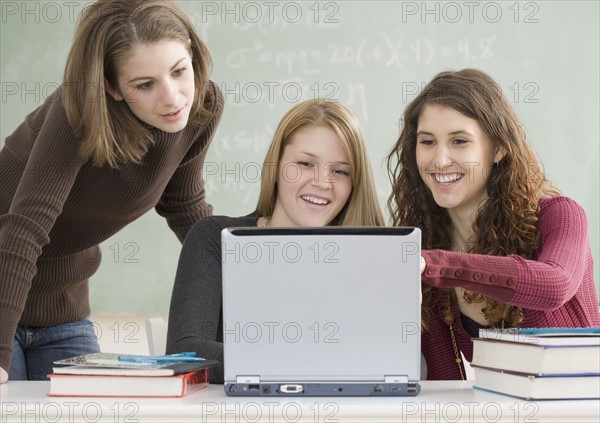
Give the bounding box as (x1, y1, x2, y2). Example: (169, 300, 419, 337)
(63, 0, 214, 167)
(257, 100, 384, 226)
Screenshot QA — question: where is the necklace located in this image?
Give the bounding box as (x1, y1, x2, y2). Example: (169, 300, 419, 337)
(444, 290, 465, 380)
(447, 291, 507, 381)
(262, 216, 270, 227)
(448, 320, 466, 381)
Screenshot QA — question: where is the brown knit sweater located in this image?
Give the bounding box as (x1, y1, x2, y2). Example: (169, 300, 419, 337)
(0, 82, 224, 371)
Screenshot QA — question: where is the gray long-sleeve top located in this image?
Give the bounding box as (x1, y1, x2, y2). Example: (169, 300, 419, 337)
(166, 214, 257, 383)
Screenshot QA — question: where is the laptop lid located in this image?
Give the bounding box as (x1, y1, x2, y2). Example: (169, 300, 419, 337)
(221, 227, 421, 396)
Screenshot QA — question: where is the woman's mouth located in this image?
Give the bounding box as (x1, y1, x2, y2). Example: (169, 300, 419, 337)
(161, 107, 184, 122)
(301, 195, 330, 205)
(434, 173, 463, 184)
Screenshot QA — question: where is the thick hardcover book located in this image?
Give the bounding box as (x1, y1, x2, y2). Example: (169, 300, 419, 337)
(52, 352, 219, 376)
(48, 369, 209, 397)
(471, 337, 600, 375)
(472, 365, 600, 400)
(478, 327, 600, 346)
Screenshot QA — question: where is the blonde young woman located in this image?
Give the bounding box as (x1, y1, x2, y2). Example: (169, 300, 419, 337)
(387, 69, 599, 380)
(0, 0, 223, 382)
(167, 99, 385, 383)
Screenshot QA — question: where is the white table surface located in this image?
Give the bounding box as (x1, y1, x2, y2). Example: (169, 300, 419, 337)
(1, 381, 599, 422)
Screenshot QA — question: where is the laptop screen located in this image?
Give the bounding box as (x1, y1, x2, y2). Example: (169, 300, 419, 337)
(222, 227, 422, 384)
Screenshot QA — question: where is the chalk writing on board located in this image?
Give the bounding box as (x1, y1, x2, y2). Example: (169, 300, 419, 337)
(214, 127, 274, 155)
(225, 35, 497, 72)
(327, 35, 498, 67)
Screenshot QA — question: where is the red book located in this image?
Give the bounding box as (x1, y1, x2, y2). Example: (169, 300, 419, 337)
(48, 369, 210, 397)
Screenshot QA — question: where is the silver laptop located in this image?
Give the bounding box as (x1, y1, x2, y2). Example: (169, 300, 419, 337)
(221, 227, 421, 396)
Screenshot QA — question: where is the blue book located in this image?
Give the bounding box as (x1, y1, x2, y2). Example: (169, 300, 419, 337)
(478, 327, 600, 346)
(513, 327, 600, 335)
(53, 352, 219, 376)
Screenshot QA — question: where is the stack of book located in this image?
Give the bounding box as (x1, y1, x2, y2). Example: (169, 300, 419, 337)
(471, 328, 600, 400)
(48, 352, 219, 397)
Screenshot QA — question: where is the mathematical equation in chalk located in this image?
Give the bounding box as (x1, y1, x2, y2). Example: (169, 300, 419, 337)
(224, 34, 497, 72)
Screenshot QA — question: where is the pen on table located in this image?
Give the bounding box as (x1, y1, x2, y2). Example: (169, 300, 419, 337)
(118, 352, 206, 363)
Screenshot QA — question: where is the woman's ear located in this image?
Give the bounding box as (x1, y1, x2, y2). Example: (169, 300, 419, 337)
(104, 78, 123, 101)
(495, 147, 507, 163)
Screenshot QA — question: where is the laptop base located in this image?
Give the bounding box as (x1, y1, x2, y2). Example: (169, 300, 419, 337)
(224, 381, 420, 397)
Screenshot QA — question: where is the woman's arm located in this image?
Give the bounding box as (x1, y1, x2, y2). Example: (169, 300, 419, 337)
(422, 197, 593, 311)
(0, 89, 86, 373)
(165, 217, 227, 383)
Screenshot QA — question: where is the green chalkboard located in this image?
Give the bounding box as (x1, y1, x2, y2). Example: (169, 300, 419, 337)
(1, 1, 598, 313)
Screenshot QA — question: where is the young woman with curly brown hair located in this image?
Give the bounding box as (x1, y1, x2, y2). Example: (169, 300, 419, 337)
(387, 68, 599, 380)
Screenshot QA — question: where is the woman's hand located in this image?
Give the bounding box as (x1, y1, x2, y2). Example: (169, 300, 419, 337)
(0, 367, 8, 384)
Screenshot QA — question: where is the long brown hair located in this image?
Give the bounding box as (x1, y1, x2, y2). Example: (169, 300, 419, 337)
(387, 69, 560, 327)
(63, 0, 214, 167)
(257, 99, 385, 226)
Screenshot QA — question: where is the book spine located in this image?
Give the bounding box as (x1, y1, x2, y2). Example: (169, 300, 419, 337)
(181, 369, 210, 396)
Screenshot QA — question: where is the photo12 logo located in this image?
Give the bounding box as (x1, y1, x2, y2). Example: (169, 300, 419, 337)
(217, 81, 339, 105)
(224, 321, 340, 344)
(221, 240, 341, 264)
(400, 1, 540, 24)
(223, 321, 419, 344)
(400, 81, 540, 104)
(1, 401, 139, 423)
(200, 1, 340, 25)
(1, 1, 86, 24)
(200, 401, 339, 423)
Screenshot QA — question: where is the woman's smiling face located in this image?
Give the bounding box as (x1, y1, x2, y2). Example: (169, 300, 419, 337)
(416, 104, 504, 218)
(270, 125, 353, 227)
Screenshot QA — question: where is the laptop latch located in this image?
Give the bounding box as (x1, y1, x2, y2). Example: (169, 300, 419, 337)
(236, 376, 260, 384)
(385, 375, 409, 384)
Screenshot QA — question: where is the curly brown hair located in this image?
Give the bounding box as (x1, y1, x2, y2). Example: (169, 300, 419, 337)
(386, 69, 560, 328)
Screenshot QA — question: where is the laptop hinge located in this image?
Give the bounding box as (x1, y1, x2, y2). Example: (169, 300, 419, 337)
(385, 375, 409, 384)
(236, 376, 260, 384)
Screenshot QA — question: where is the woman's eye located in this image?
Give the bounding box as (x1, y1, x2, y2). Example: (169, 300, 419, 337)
(419, 139, 435, 146)
(453, 138, 468, 145)
(297, 161, 314, 168)
(334, 169, 350, 176)
(173, 67, 186, 77)
(135, 81, 153, 91)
